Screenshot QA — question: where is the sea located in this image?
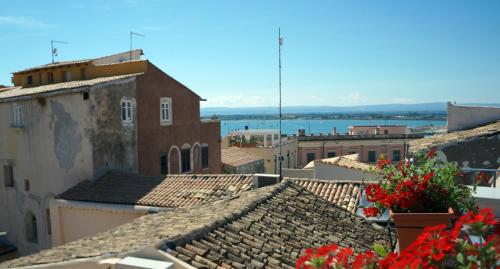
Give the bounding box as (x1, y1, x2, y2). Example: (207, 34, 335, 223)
(220, 119, 447, 136)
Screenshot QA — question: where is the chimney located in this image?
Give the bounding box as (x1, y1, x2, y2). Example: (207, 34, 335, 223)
(252, 174, 280, 188)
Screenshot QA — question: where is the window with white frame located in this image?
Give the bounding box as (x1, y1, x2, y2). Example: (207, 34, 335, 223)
(121, 100, 133, 124)
(160, 97, 172, 125)
(12, 103, 23, 127)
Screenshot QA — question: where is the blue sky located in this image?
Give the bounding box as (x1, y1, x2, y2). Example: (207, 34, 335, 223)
(1, 0, 499, 107)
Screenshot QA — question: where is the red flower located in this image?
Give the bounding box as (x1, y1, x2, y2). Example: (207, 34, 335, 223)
(365, 184, 386, 202)
(377, 158, 391, 169)
(426, 148, 437, 159)
(476, 172, 489, 183)
(363, 207, 380, 217)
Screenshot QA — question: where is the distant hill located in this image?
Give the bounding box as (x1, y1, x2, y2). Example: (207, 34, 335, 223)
(201, 102, 449, 116)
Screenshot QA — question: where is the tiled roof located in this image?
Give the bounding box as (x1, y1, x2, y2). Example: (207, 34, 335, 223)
(57, 171, 254, 208)
(221, 147, 263, 167)
(303, 154, 359, 169)
(304, 154, 374, 172)
(1, 181, 389, 268)
(167, 182, 388, 268)
(409, 121, 500, 152)
(12, 59, 91, 74)
(0, 73, 141, 102)
(292, 178, 361, 213)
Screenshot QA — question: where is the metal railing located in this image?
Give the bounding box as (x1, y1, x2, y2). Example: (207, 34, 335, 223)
(460, 167, 499, 188)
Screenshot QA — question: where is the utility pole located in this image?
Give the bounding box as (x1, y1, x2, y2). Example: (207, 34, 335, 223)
(278, 28, 283, 180)
(51, 40, 68, 63)
(130, 31, 145, 60)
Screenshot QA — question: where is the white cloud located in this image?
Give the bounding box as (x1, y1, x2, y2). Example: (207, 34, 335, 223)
(0, 15, 52, 28)
(337, 92, 368, 105)
(202, 95, 276, 107)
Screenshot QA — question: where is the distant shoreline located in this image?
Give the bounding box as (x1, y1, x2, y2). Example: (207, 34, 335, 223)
(203, 112, 447, 121)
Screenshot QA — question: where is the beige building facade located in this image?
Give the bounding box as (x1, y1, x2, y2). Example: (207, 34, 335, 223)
(0, 50, 221, 256)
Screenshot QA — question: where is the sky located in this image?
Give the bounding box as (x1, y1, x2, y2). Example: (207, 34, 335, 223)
(1, 0, 499, 107)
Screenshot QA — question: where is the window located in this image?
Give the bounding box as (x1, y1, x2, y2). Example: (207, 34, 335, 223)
(384, 130, 388, 135)
(160, 153, 168, 175)
(27, 76, 33, 85)
(201, 145, 209, 169)
(47, 72, 54, 83)
(368, 151, 377, 162)
(45, 209, 51, 235)
(3, 165, 14, 187)
(65, 71, 72, 82)
(327, 151, 336, 158)
(24, 179, 30, 192)
(60, 71, 66, 82)
(12, 103, 23, 127)
(80, 68, 87, 80)
(121, 100, 133, 124)
(25, 211, 38, 243)
(306, 152, 316, 163)
(393, 150, 401, 162)
(181, 148, 191, 173)
(160, 97, 172, 125)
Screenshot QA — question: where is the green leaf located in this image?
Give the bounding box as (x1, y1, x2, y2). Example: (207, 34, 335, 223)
(373, 243, 388, 258)
(456, 253, 464, 265)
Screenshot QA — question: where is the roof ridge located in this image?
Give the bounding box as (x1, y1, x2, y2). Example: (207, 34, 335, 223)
(160, 181, 289, 249)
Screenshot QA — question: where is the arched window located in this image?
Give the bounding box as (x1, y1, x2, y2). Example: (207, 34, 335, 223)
(25, 211, 38, 243)
(181, 144, 191, 173)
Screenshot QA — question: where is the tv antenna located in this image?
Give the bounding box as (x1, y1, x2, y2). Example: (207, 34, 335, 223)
(51, 40, 68, 63)
(130, 31, 145, 60)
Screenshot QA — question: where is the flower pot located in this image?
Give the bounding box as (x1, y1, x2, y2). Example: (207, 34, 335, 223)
(390, 207, 454, 251)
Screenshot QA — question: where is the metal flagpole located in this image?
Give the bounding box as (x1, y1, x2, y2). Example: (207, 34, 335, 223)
(278, 28, 283, 180)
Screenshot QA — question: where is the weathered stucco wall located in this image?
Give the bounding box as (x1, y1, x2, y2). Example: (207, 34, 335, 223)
(0, 77, 139, 255)
(448, 102, 500, 132)
(0, 93, 94, 255)
(89, 78, 139, 177)
(223, 160, 265, 174)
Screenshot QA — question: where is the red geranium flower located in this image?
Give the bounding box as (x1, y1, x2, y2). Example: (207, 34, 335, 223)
(363, 207, 380, 217)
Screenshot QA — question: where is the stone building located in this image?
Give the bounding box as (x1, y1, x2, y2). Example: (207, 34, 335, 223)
(296, 129, 423, 168)
(0, 50, 221, 255)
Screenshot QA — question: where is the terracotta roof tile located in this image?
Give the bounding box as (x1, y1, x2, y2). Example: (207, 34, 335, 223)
(290, 179, 362, 213)
(409, 121, 500, 152)
(221, 147, 263, 167)
(1, 181, 387, 268)
(57, 171, 254, 208)
(0, 73, 141, 102)
(305, 155, 374, 172)
(12, 59, 91, 74)
(167, 182, 388, 268)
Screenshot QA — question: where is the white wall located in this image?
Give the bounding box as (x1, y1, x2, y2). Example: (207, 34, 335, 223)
(448, 102, 500, 132)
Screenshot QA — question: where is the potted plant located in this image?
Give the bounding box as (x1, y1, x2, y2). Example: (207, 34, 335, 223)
(296, 208, 500, 268)
(361, 148, 476, 250)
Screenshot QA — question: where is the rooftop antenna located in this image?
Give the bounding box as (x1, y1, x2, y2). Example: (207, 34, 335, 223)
(51, 40, 68, 63)
(278, 28, 283, 180)
(130, 31, 145, 60)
